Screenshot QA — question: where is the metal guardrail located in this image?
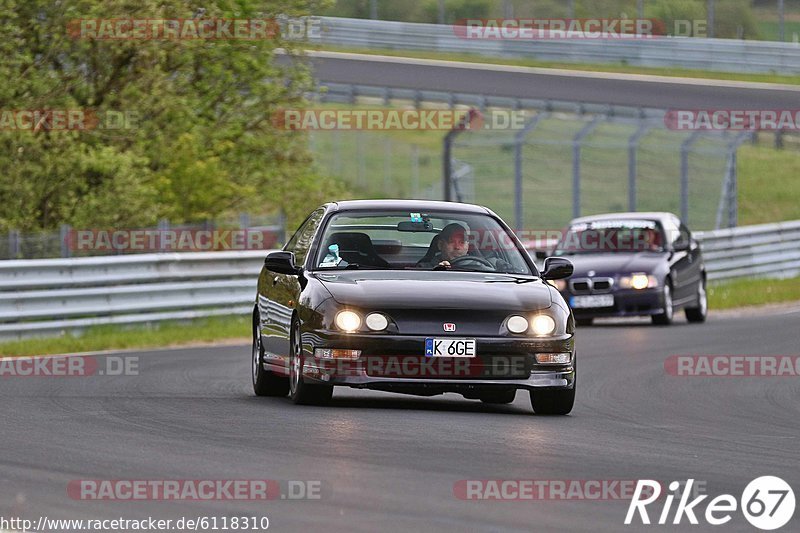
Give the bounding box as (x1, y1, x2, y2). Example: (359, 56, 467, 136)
(0, 251, 270, 340)
(696, 220, 800, 281)
(314, 17, 800, 74)
(0, 221, 798, 341)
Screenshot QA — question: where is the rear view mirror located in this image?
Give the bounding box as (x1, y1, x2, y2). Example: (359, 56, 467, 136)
(397, 221, 433, 232)
(541, 257, 573, 280)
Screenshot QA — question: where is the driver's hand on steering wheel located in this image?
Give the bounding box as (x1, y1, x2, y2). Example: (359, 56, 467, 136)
(436, 260, 451, 269)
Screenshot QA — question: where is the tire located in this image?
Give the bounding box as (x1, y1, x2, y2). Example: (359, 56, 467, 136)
(651, 282, 674, 326)
(289, 318, 333, 405)
(252, 310, 289, 397)
(575, 317, 593, 327)
(530, 387, 575, 415)
(685, 278, 708, 323)
(479, 388, 516, 404)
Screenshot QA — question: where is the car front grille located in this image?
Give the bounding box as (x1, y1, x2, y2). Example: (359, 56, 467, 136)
(569, 277, 614, 294)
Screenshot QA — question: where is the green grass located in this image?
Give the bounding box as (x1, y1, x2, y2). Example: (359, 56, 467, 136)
(738, 143, 800, 225)
(709, 276, 800, 310)
(313, 44, 800, 86)
(0, 315, 250, 357)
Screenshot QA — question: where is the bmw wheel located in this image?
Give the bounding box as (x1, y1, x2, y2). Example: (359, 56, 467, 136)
(685, 278, 708, 323)
(652, 283, 674, 325)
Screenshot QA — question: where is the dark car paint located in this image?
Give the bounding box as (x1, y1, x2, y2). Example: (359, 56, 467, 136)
(556, 213, 705, 318)
(255, 200, 575, 395)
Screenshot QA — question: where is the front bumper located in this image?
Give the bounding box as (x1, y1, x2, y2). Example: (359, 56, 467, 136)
(298, 332, 575, 392)
(563, 288, 665, 318)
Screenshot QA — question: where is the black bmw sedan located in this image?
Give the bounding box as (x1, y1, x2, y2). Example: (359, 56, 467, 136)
(252, 200, 576, 415)
(548, 212, 707, 326)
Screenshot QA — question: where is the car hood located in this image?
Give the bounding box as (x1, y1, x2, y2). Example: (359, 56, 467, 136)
(312, 270, 552, 311)
(556, 252, 665, 277)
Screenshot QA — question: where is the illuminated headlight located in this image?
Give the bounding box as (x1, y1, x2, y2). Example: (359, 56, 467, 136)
(365, 312, 389, 331)
(620, 273, 658, 290)
(335, 310, 362, 332)
(530, 314, 556, 336)
(506, 315, 529, 334)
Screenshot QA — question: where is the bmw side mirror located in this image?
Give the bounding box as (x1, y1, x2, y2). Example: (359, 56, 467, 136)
(264, 251, 301, 275)
(673, 240, 690, 252)
(541, 257, 573, 280)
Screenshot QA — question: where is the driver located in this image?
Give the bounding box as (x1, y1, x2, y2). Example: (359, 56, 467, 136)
(418, 223, 470, 269)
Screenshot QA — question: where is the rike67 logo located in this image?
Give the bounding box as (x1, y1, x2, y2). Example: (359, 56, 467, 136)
(625, 477, 795, 530)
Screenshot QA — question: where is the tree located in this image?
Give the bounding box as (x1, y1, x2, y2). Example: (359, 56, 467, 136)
(0, 0, 340, 232)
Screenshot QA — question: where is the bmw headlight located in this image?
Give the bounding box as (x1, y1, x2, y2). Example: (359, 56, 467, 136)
(335, 310, 362, 332)
(530, 314, 556, 336)
(620, 273, 658, 290)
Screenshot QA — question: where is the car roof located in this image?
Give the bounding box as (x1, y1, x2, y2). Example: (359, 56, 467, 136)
(326, 199, 493, 215)
(569, 212, 679, 226)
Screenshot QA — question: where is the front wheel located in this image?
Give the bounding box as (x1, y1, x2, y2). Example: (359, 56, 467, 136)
(651, 283, 674, 326)
(289, 318, 333, 405)
(252, 312, 289, 397)
(530, 387, 575, 415)
(685, 279, 708, 323)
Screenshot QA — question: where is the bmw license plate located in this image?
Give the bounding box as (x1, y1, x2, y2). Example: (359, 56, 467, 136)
(424, 338, 477, 357)
(570, 295, 614, 308)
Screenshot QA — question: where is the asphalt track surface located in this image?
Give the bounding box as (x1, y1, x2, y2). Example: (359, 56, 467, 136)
(2, 307, 799, 532)
(292, 51, 800, 109)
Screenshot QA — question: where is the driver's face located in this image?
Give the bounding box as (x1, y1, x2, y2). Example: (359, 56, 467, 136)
(439, 230, 468, 260)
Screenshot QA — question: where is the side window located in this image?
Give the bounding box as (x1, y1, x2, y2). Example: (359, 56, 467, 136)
(661, 219, 681, 247)
(287, 209, 324, 267)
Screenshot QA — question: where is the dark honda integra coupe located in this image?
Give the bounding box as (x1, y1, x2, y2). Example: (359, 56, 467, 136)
(252, 200, 576, 415)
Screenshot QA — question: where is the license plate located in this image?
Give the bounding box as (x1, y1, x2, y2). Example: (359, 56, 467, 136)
(424, 338, 477, 357)
(570, 295, 614, 308)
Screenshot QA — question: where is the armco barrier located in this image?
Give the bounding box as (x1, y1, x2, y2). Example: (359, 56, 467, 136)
(314, 17, 800, 75)
(0, 221, 798, 340)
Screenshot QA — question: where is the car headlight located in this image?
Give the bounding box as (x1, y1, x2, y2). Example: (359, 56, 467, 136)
(506, 315, 529, 334)
(530, 314, 556, 336)
(620, 273, 658, 290)
(365, 312, 389, 331)
(335, 310, 362, 332)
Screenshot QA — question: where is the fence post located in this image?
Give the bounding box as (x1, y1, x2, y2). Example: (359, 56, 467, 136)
(412, 144, 420, 198)
(9, 229, 20, 259)
(384, 137, 391, 194)
(60, 224, 71, 258)
(628, 123, 651, 212)
(572, 116, 604, 219)
(513, 112, 547, 231)
(680, 131, 702, 224)
(443, 109, 479, 202)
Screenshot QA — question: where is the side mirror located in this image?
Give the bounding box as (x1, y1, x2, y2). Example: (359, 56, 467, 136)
(264, 251, 300, 275)
(541, 257, 573, 280)
(673, 240, 690, 252)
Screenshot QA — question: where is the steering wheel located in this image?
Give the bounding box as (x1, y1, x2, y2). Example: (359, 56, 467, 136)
(449, 255, 495, 269)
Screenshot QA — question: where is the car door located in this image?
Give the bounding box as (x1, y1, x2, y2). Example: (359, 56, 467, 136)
(680, 222, 703, 300)
(666, 219, 694, 304)
(262, 208, 325, 367)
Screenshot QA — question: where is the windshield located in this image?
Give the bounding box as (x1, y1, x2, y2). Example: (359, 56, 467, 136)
(313, 210, 534, 275)
(554, 219, 665, 255)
